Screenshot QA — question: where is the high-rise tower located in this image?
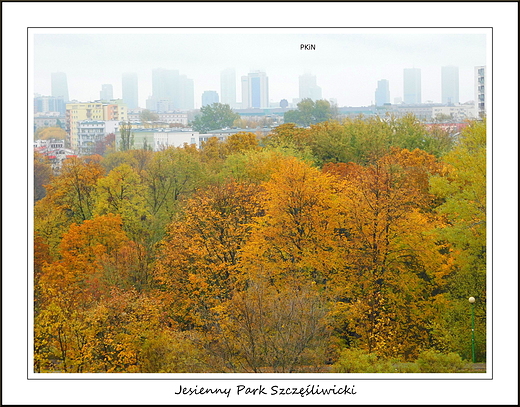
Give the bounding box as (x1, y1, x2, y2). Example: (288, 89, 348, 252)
(220, 68, 236, 108)
(100, 84, 113, 101)
(150, 69, 193, 111)
(122, 73, 139, 109)
(178, 75, 194, 110)
(241, 71, 269, 109)
(51, 72, 69, 102)
(299, 73, 322, 101)
(441, 66, 459, 105)
(375, 79, 390, 106)
(202, 91, 219, 107)
(403, 68, 421, 104)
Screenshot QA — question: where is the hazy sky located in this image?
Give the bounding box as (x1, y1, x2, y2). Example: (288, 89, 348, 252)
(32, 29, 487, 108)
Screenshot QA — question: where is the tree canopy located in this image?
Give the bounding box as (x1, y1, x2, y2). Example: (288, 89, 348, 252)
(283, 98, 333, 127)
(35, 126, 67, 140)
(192, 103, 240, 133)
(139, 109, 159, 122)
(34, 116, 487, 372)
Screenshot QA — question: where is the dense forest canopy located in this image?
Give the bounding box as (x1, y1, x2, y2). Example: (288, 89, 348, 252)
(34, 115, 486, 373)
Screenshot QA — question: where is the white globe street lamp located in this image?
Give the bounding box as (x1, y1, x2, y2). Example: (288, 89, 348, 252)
(469, 297, 476, 363)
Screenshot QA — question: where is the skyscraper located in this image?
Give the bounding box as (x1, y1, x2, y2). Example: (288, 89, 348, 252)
(100, 84, 113, 101)
(150, 68, 194, 111)
(34, 95, 65, 115)
(152, 68, 177, 104)
(241, 71, 269, 109)
(51, 72, 69, 102)
(375, 79, 390, 106)
(299, 73, 322, 101)
(220, 68, 236, 107)
(202, 91, 219, 107)
(241, 76, 249, 109)
(122, 73, 139, 109)
(178, 75, 194, 110)
(441, 66, 459, 105)
(403, 68, 421, 104)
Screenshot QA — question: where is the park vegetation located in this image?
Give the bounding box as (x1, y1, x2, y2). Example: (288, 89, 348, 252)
(33, 114, 486, 373)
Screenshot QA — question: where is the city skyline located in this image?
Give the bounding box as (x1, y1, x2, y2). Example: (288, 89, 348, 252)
(33, 30, 487, 109)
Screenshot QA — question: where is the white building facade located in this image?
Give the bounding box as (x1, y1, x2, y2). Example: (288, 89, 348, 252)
(241, 71, 269, 109)
(475, 66, 486, 118)
(432, 104, 476, 121)
(77, 120, 120, 155)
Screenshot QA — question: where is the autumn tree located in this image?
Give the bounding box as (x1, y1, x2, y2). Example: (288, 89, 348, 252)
(429, 119, 487, 360)
(101, 149, 140, 173)
(222, 131, 260, 155)
(239, 157, 342, 287)
(119, 121, 134, 151)
(34, 214, 141, 371)
(325, 148, 447, 360)
(306, 114, 451, 167)
(154, 181, 264, 331)
(141, 146, 206, 219)
(45, 156, 105, 223)
(261, 123, 316, 164)
(34, 152, 53, 202)
(93, 163, 153, 288)
(221, 148, 306, 184)
(211, 277, 330, 372)
(35, 126, 67, 140)
(94, 133, 115, 156)
(34, 156, 105, 258)
(214, 157, 341, 371)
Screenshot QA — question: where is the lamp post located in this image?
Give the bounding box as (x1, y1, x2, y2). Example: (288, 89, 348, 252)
(469, 296, 476, 363)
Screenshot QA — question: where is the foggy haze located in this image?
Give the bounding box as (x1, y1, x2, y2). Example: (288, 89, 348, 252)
(32, 30, 487, 108)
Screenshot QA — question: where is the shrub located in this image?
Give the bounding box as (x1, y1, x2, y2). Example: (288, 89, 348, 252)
(392, 362, 421, 373)
(415, 349, 468, 373)
(331, 348, 393, 373)
(140, 331, 210, 373)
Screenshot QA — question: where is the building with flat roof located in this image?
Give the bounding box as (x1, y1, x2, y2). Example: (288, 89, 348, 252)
(148, 68, 194, 111)
(34, 113, 66, 131)
(202, 91, 219, 107)
(441, 66, 459, 105)
(66, 102, 104, 150)
(241, 71, 269, 109)
(299, 73, 322, 101)
(34, 95, 66, 115)
(475, 66, 486, 118)
(122, 72, 139, 109)
(221, 68, 237, 108)
(100, 84, 114, 101)
(66, 100, 127, 150)
(51, 72, 69, 102)
(375, 79, 390, 106)
(403, 68, 421, 104)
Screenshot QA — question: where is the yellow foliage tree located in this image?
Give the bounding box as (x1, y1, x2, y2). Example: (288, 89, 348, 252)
(325, 148, 447, 359)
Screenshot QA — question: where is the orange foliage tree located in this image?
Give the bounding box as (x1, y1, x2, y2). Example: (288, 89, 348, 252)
(154, 181, 264, 331)
(34, 156, 106, 258)
(34, 214, 143, 372)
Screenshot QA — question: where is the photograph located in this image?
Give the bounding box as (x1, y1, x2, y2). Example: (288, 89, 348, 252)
(31, 28, 488, 376)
